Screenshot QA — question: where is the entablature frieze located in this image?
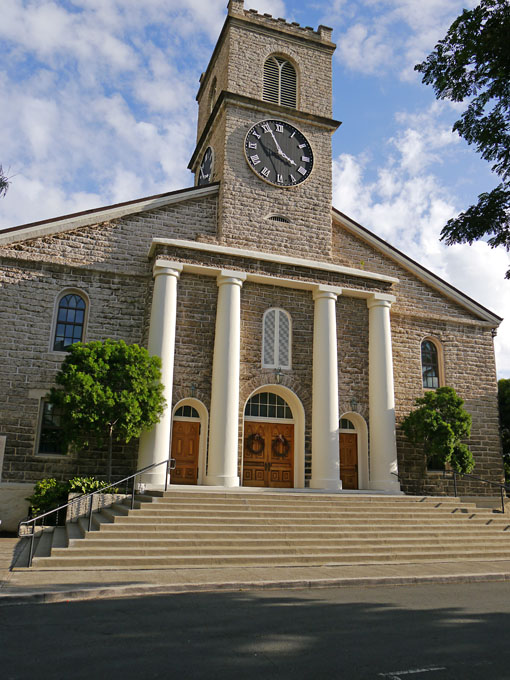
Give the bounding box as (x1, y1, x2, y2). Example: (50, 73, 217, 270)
(150, 237, 397, 299)
(154, 256, 394, 302)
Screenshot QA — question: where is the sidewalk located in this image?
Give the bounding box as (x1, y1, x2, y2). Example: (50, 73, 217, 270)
(2, 535, 510, 606)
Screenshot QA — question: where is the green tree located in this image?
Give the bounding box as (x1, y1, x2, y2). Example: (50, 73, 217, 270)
(401, 386, 474, 473)
(0, 165, 10, 198)
(498, 378, 510, 480)
(49, 339, 166, 480)
(415, 0, 510, 277)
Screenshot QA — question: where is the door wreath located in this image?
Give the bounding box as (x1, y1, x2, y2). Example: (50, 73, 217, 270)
(246, 432, 265, 454)
(272, 434, 290, 458)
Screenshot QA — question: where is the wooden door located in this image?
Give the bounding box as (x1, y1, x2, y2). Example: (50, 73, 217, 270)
(243, 422, 294, 488)
(267, 422, 294, 488)
(339, 433, 358, 490)
(171, 421, 200, 485)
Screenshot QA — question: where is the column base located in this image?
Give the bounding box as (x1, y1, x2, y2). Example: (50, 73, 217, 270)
(204, 474, 240, 488)
(369, 478, 402, 493)
(310, 478, 343, 491)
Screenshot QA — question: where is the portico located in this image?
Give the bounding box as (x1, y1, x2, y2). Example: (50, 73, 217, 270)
(137, 240, 401, 493)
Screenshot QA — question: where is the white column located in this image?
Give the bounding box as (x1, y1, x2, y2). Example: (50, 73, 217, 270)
(367, 295, 401, 492)
(206, 271, 247, 487)
(137, 261, 182, 489)
(311, 287, 342, 490)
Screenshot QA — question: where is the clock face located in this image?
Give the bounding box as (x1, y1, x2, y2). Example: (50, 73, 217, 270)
(244, 119, 314, 187)
(198, 146, 214, 186)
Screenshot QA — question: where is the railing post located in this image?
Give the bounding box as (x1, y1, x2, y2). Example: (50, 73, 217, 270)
(87, 494, 94, 532)
(165, 459, 169, 492)
(131, 474, 136, 510)
(501, 486, 505, 514)
(28, 523, 35, 568)
(453, 470, 458, 498)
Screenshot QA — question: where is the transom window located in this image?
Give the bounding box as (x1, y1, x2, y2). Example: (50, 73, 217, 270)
(263, 56, 297, 108)
(262, 308, 291, 369)
(174, 405, 200, 418)
(421, 339, 440, 389)
(53, 293, 86, 352)
(37, 400, 66, 455)
(245, 392, 293, 420)
(340, 418, 355, 430)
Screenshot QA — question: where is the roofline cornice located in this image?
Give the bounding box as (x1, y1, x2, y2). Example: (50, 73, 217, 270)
(189, 90, 341, 171)
(0, 184, 219, 246)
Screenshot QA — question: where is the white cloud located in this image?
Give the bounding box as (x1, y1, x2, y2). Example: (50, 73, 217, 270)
(322, 0, 479, 80)
(332, 104, 510, 378)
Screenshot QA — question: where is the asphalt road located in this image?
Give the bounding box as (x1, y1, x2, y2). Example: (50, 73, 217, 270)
(2, 581, 510, 679)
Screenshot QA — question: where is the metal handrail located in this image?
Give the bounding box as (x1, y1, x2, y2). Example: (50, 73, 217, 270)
(444, 470, 510, 513)
(392, 470, 509, 513)
(18, 457, 175, 568)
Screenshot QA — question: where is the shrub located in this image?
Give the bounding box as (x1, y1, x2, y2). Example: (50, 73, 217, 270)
(401, 386, 475, 473)
(26, 476, 120, 519)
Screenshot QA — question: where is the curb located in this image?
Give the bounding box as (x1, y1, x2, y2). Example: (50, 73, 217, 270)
(2, 571, 510, 606)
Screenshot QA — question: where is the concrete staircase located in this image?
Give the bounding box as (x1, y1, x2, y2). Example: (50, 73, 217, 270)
(19, 489, 510, 570)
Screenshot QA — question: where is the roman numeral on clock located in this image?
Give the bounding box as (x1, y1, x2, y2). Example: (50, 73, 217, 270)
(260, 167, 270, 178)
(275, 124, 284, 133)
(250, 155, 260, 165)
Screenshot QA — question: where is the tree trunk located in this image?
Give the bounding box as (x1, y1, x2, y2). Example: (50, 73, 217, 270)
(107, 427, 113, 482)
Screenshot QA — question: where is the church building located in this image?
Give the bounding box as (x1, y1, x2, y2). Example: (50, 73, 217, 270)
(0, 0, 504, 526)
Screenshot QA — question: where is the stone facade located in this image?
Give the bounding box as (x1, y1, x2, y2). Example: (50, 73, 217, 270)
(0, 0, 504, 513)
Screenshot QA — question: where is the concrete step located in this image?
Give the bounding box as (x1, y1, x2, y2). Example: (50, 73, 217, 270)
(31, 549, 510, 569)
(32, 527, 55, 559)
(65, 536, 510, 551)
(26, 489, 510, 571)
(78, 526, 509, 540)
(101, 513, 509, 528)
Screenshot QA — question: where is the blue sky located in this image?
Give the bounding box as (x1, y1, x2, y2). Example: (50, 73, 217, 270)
(1, 0, 508, 377)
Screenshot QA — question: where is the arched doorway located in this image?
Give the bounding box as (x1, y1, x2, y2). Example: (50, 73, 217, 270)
(339, 413, 369, 489)
(171, 399, 208, 485)
(242, 388, 304, 488)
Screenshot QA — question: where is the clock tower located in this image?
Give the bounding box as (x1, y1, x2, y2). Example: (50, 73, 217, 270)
(189, 0, 340, 260)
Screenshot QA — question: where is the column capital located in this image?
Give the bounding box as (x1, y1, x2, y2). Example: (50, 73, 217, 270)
(312, 285, 342, 301)
(217, 270, 247, 288)
(366, 293, 396, 310)
(153, 260, 183, 279)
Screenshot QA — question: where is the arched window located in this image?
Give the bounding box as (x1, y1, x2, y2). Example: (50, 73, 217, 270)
(263, 56, 297, 108)
(421, 338, 442, 389)
(262, 308, 291, 369)
(245, 392, 293, 420)
(174, 405, 200, 419)
(53, 292, 86, 352)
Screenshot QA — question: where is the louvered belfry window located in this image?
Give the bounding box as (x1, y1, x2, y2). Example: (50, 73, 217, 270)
(263, 57, 297, 108)
(262, 308, 291, 369)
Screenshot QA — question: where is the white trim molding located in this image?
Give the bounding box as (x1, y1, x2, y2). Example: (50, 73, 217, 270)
(0, 185, 219, 247)
(149, 238, 399, 285)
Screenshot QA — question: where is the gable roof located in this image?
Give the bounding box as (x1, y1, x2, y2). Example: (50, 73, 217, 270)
(332, 207, 502, 325)
(0, 183, 501, 326)
(0, 183, 219, 245)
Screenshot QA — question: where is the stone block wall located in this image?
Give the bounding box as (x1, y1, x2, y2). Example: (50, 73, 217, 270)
(332, 220, 503, 494)
(217, 105, 334, 259)
(196, 4, 334, 142)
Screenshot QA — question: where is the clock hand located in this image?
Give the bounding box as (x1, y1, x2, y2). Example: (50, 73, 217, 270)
(267, 128, 297, 165)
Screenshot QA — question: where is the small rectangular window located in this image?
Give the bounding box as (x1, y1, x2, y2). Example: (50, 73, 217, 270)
(37, 400, 66, 455)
